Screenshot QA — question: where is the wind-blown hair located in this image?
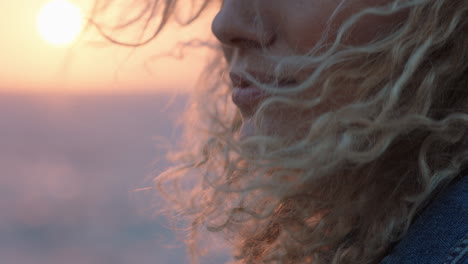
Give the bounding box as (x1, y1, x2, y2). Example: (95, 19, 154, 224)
(90, 0, 468, 263)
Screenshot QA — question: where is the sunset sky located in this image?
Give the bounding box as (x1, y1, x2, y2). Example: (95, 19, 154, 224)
(0, 2, 228, 263)
(0, 0, 217, 94)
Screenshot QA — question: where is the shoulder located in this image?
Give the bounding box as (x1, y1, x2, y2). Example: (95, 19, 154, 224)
(380, 174, 468, 264)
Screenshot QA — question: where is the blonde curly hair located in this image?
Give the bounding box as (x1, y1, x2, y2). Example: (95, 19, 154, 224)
(90, 0, 468, 263)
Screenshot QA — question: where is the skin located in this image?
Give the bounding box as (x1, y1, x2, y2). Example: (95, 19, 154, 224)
(211, 0, 407, 140)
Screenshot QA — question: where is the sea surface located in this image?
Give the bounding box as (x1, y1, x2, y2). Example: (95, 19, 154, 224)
(0, 92, 230, 264)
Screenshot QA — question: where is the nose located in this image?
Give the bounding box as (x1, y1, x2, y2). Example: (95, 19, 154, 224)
(211, 1, 275, 50)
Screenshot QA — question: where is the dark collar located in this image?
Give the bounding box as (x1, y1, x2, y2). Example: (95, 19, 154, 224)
(380, 173, 468, 263)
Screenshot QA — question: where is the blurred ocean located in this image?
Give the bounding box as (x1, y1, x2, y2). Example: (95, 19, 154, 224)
(0, 92, 213, 264)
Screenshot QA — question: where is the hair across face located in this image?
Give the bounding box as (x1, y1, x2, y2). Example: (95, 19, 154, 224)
(211, 0, 409, 140)
(91, 0, 468, 263)
(189, 0, 468, 262)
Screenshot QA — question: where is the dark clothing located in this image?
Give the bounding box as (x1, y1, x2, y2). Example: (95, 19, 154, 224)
(380, 172, 468, 264)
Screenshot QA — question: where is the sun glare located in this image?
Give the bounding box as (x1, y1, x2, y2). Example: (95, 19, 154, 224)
(37, 0, 83, 46)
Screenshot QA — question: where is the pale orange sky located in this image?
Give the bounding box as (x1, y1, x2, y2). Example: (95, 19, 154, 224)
(0, 0, 218, 94)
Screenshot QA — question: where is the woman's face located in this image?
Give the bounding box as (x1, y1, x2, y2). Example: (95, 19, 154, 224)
(211, 0, 405, 140)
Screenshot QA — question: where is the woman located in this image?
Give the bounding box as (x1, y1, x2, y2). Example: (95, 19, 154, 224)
(91, 0, 468, 263)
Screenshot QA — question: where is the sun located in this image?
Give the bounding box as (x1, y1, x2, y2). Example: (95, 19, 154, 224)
(37, 0, 84, 46)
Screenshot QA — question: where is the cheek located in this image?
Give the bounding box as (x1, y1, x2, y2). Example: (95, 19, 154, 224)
(287, 26, 326, 54)
(283, 4, 407, 54)
(345, 14, 406, 45)
(283, 11, 335, 54)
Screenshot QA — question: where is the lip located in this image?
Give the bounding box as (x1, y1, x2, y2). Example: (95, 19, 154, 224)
(231, 86, 268, 117)
(229, 72, 297, 117)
